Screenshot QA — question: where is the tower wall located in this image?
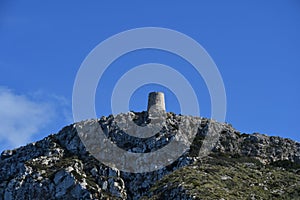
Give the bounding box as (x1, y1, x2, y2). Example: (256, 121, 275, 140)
(147, 92, 166, 112)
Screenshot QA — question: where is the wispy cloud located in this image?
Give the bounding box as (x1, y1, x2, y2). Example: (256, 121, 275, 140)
(0, 86, 72, 151)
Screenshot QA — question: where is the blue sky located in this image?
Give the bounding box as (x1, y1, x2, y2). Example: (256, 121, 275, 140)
(0, 1, 300, 152)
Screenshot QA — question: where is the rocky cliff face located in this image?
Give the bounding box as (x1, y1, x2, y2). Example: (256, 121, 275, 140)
(0, 112, 299, 199)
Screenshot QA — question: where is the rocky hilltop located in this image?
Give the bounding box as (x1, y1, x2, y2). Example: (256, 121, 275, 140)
(0, 111, 300, 200)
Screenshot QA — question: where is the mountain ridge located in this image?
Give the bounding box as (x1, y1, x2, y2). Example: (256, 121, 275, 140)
(1, 112, 299, 199)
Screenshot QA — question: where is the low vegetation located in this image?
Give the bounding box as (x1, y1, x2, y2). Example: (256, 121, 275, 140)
(144, 153, 300, 199)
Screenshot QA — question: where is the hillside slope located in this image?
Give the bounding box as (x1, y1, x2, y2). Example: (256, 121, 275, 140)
(0, 112, 299, 199)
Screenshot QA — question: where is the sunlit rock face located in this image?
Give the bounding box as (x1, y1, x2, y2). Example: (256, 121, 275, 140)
(0, 94, 300, 199)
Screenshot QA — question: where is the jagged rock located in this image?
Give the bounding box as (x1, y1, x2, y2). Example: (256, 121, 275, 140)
(0, 150, 15, 159)
(0, 112, 299, 199)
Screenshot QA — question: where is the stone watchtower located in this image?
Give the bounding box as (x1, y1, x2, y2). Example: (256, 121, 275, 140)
(147, 92, 166, 113)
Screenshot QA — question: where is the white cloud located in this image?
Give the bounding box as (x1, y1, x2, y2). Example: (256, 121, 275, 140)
(0, 87, 71, 150)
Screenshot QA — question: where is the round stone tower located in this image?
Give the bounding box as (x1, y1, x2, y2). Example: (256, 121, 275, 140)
(147, 92, 166, 113)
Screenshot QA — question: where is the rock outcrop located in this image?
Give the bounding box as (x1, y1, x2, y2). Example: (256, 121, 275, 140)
(0, 112, 299, 199)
